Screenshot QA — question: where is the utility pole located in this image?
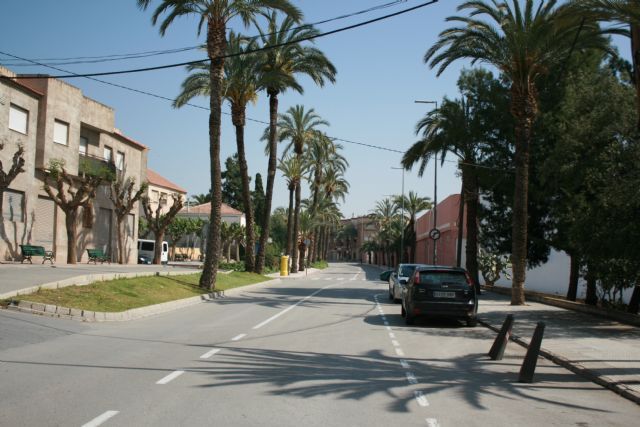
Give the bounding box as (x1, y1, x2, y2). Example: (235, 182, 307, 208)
(414, 100, 439, 264)
(391, 166, 405, 264)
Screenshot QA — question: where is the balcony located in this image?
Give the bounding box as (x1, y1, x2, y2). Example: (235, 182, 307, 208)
(78, 152, 116, 180)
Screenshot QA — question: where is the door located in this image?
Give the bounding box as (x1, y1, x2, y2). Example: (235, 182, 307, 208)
(34, 197, 56, 250)
(95, 208, 112, 257)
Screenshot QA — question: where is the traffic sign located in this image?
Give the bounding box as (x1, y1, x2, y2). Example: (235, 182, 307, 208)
(429, 228, 441, 241)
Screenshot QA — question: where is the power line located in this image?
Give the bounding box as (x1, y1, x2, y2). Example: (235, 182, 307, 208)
(2, 0, 438, 79)
(0, 0, 409, 67)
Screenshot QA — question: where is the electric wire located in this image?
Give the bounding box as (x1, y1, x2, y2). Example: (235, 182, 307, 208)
(0, 0, 409, 67)
(2, 0, 438, 79)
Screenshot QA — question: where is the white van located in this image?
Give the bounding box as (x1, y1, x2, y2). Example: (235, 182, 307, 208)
(137, 239, 169, 264)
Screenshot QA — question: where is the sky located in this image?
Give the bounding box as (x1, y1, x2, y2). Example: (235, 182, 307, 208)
(1, 1, 631, 219)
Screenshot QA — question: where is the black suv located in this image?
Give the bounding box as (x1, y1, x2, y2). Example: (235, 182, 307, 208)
(401, 266, 478, 327)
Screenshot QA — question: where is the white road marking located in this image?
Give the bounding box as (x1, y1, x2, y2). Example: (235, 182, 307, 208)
(351, 273, 360, 280)
(389, 332, 396, 339)
(386, 326, 392, 331)
(253, 284, 333, 330)
(325, 278, 333, 281)
(415, 391, 430, 407)
(337, 277, 345, 281)
(425, 418, 440, 427)
(231, 334, 246, 341)
(406, 372, 418, 384)
(82, 411, 119, 427)
(200, 348, 221, 359)
(391, 340, 400, 347)
(156, 370, 185, 385)
(400, 359, 410, 369)
(349, 278, 356, 281)
(395, 348, 405, 356)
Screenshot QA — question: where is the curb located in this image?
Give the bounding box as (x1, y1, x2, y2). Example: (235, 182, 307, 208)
(0, 269, 201, 300)
(477, 317, 640, 405)
(6, 277, 284, 322)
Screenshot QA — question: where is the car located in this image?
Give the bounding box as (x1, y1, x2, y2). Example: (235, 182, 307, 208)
(388, 263, 426, 303)
(401, 265, 478, 327)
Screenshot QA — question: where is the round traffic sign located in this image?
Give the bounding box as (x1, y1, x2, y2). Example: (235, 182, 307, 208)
(429, 228, 441, 241)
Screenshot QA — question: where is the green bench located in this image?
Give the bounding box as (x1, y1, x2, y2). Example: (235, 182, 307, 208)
(87, 248, 111, 264)
(19, 245, 54, 264)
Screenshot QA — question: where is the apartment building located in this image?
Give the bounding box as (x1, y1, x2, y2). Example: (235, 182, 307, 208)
(0, 66, 147, 263)
(145, 169, 187, 215)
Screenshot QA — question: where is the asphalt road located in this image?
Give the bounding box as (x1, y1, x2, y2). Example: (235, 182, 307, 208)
(1, 263, 638, 426)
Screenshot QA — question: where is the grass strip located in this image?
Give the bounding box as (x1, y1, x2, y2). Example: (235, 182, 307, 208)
(11, 272, 270, 313)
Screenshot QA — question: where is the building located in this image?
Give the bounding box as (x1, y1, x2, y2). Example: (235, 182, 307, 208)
(331, 216, 378, 262)
(145, 168, 187, 215)
(415, 194, 466, 267)
(1, 66, 147, 263)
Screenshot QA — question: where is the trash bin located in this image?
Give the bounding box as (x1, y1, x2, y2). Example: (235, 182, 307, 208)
(280, 255, 289, 277)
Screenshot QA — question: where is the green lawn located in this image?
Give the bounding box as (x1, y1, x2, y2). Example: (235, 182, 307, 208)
(13, 272, 270, 313)
(310, 260, 329, 269)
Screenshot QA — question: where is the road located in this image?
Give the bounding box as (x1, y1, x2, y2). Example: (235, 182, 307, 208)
(1, 263, 638, 426)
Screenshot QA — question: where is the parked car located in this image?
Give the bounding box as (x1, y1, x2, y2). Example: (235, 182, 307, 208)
(401, 265, 478, 327)
(388, 263, 426, 303)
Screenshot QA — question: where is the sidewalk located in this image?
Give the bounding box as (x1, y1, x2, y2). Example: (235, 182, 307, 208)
(479, 291, 640, 404)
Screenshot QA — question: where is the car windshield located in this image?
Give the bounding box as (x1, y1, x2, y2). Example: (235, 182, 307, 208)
(400, 265, 417, 277)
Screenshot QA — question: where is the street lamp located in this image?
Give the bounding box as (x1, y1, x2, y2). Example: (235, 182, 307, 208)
(391, 166, 405, 264)
(415, 100, 439, 264)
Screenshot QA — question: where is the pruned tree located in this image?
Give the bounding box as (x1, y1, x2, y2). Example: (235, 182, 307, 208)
(109, 176, 148, 264)
(142, 193, 184, 264)
(43, 159, 106, 264)
(0, 141, 26, 257)
(167, 217, 203, 261)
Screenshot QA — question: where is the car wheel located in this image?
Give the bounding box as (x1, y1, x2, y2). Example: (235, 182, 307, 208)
(405, 311, 415, 325)
(466, 318, 478, 327)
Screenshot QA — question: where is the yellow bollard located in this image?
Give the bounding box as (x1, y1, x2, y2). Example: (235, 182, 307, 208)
(280, 255, 289, 277)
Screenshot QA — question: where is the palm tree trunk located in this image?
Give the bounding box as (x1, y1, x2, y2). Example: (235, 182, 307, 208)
(464, 164, 480, 291)
(456, 182, 465, 268)
(510, 91, 535, 306)
(291, 181, 301, 273)
(632, 23, 640, 131)
(232, 106, 255, 272)
(566, 252, 579, 302)
(298, 242, 306, 271)
(65, 209, 78, 264)
(200, 21, 226, 291)
(286, 186, 294, 256)
(256, 91, 279, 273)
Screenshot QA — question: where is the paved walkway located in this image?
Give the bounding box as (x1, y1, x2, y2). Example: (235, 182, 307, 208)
(479, 291, 640, 403)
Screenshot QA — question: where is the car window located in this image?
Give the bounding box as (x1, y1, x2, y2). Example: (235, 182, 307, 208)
(400, 266, 416, 277)
(418, 271, 467, 285)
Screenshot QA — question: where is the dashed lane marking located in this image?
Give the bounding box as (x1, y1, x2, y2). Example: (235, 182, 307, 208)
(231, 334, 246, 341)
(200, 348, 221, 359)
(426, 418, 440, 427)
(337, 277, 345, 281)
(406, 372, 418, 385)
(82, 411, 119, 427)
(156, 370, 185, 385)
(391, 340, 400, 347)
(389, 332, 396, 339)
(400, 359, 410, 369)
(395, 348, 405, 357)
(415, 391, 430, 407)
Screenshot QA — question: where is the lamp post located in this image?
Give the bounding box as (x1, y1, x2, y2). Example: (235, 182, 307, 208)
(391, 166, 405, 264)
(415, 100, 439, 264)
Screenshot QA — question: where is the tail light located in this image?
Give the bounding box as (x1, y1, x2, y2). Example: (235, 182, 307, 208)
(413, 270, 421, 285)
(465, 271, 475, 289)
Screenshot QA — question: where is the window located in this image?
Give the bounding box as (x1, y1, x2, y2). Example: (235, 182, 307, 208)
(116, 151, 124, 170)
(151, 190, 159, 203)
(160, 192, 167, 205)
(104, 146, 113, 163)
(79, 136, 88, 155)
(2, 190, 24, 222)
(53, 120, 69, 145)
(9, 104, 28, 134)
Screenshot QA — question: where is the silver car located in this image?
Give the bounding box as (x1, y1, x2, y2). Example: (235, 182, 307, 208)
(388, 264, 425, 303)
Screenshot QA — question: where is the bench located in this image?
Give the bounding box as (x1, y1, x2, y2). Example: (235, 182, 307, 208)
(20, 245, 54, 264)
(87, 248, 111, 264)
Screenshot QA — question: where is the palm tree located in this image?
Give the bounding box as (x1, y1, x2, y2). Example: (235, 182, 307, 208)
(394, 191, 431, 264)
(254, 12, 337, 274)
(137, 0, 302, 291)
(276, 105, 328, 272)
(403, 97, 483, 283)
(277, 155, 305, 261)
(425, 0, 609, 305)
(371, 198, 400, 267)
(174, 32, 260, 271)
